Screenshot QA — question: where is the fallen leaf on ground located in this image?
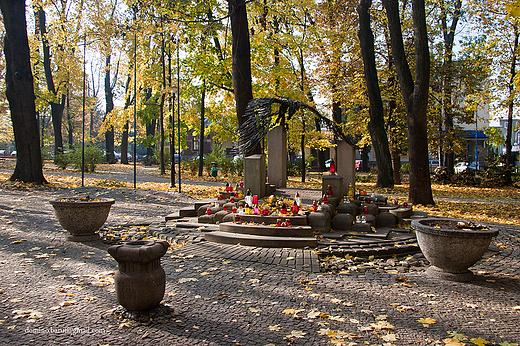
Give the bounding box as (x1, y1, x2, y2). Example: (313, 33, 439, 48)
(12, 309, 42, 322)
(470, 337, 490, 346)
(381, 333, 398, 342)
(285, 330, 306, 339)
(119, 321, 132, 329)
(443, 338, 466, 346)
(418, 317, 436, 327)
(59, 300, 77, 307)
(370, 320, 394, 331)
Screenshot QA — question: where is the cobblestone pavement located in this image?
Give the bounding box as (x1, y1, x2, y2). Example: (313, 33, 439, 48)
(0, 186, 519, 346)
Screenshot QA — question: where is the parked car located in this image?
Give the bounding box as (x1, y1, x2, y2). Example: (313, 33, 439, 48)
(429, 159, 440, 171)
(355, 160, 362, 171)
(454, 162, 469, 174)
(115, 152, 133, 161)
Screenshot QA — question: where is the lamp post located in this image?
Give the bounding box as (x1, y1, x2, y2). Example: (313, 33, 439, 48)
(81, 33, 86, 187)
(177, 37, 181, 193)
(169, 86, 178, 188)
(475, 110, 478, 171)
(133, 9, 138, 190)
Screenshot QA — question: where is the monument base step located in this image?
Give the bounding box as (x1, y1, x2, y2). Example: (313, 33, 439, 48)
(204, 231, 318, 248)
(179, 207, 198, 218)
(219, 222, 313, 237)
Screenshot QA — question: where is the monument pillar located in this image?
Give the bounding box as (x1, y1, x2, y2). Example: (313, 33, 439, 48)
(267, 125, 287, 188)
(336, 140, 356, 196)
(244, 154, 266, 197)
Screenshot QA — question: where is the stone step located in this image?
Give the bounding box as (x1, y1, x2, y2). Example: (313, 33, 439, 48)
(219, 222, 313, 237)
(194, 198, 218, 210)
(204, 231, 318, 248)
(238, 214, 307, 226)
(179, 207, 198, 218)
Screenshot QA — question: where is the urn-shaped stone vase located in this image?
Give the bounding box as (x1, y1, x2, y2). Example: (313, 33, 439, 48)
(108, 240, 169, 311)
(50, 197, 115, 242)
(412, 218, 499, 282)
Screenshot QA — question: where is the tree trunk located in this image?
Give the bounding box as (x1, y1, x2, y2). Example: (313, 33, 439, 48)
(505, 26, 519, 185)
(297, 47, 326, 171)
(441, 0, 461, 176)
(120, 74, 132, 165)
(67, 88, 73, 149)
(1, 0, 46, 184)
(382, 0, 434, 205)
(159, 31, 166, 175)
(121, 121, 129, 164)
(301, 119, 306, 183)
(391, 150, 401, 184)
(104, 54, 116, 164)
(198, 81, 206, 177)
(357, 0, 394, 188)
(36, 7, 64, 159)
(168, 44, 175, 178)
(229, 0, 257, 155)
(361, 145, 370, 172)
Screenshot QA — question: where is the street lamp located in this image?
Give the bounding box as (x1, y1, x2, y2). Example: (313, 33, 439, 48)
(168, 86, 178, 188)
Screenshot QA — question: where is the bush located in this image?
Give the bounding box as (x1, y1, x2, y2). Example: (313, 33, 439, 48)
(400, 162, 409, 174)
(356, 173, 374, 183)
(153, 147, 171, 167)
(232, 156, 243, 176)
(288, 155, 314, 177)
(188, 157, 199, 174)
(143, 154, 158, 166)
(70, 144, 104, 173)
(203, 143, 240, 176)
(54, 150, 71, 169)
(480, 156, 512, 187)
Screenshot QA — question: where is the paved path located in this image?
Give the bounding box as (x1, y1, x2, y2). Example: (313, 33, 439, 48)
(0, 186, 519, 345)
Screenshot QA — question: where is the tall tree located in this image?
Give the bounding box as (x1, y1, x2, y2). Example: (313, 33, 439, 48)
(198, 80, 206, 177)
(440, 0, 462, 175)
(34, 6, 65, 159)
(0, 0, 46, 184)
(104, 54, 117, 164)
(227, 0, 257, 155)
(471, 1, 520, 185)
(159, 27, 166, 175)
(382, 0, 434, 205)
(357, 0, 394, 188)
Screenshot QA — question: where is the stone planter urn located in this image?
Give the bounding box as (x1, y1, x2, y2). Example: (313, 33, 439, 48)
(50, 197, 115, 242)
(108, 240, 169, 311)
(412, 218, 499, 282)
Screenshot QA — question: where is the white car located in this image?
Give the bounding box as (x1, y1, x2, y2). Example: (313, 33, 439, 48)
(454, 162, 469, 173)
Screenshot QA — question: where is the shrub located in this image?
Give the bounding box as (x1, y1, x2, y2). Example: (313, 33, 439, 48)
(54, 150, 71, 169)
(356, 173, 373, 183)
(70, 144, 104, 173)
(153, 147, 171, 167)
(143, 154, 158, 166)
(232, 156, 243, 176)
(188, 157, 199, 174)
(287, 155, 314, 177)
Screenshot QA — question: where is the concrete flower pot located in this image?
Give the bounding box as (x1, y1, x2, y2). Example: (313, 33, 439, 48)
(108, 240, 169, 311)
(50, 197, 115, 242)
(412, 218, 499, 282)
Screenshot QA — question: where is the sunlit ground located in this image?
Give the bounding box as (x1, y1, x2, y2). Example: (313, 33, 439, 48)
(1, 160, 519, 226)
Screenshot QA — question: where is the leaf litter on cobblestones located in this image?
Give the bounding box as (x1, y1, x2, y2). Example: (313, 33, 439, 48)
(12, 309, 42, 322)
